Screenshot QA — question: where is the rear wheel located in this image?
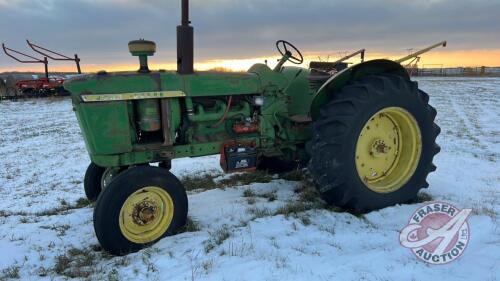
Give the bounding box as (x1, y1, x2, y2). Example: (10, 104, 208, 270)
(308, 74, 440, 213)
(93, 166, 188, 255)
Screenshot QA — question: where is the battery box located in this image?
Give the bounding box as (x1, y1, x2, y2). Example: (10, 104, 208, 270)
(220, 141, 257, 172)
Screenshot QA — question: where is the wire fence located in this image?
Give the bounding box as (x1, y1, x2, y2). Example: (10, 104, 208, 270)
(411, 66, 500, 77)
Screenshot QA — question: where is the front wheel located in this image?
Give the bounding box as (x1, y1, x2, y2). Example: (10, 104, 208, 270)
(308, 74, 440, 213)
(93, 166, 188, 255)
(84, 163, 125, 202)
(83, 163, 105, 201)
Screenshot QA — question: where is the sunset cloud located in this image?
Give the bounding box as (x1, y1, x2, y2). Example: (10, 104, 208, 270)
(1, 0, 499, 72)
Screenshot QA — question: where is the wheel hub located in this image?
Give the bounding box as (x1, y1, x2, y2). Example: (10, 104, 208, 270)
(132, 201, 158, 225)
(355, 107, 422, 193)
(119, 186, 174, 244)
(371, 139, 390, 156)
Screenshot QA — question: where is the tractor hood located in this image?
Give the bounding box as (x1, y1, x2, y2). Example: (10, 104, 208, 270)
(64, 70, 262, 100)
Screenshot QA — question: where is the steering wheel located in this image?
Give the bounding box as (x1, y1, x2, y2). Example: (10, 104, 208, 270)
(276, 40, 304, 64)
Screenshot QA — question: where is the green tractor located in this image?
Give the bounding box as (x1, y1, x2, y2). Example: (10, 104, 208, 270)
(65, 0, 440, 255)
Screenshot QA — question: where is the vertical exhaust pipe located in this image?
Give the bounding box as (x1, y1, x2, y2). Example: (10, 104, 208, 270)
(177, 0, 194, 74)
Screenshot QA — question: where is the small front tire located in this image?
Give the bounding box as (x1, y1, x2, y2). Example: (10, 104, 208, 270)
(93, 166, 188, 255)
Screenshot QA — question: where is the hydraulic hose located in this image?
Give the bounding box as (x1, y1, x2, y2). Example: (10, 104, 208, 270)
(211, 96, 232, 128)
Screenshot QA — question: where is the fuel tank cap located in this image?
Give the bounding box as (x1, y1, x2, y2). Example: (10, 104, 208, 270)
(128, 39, 156, 73)
(128, 39, 156, 56)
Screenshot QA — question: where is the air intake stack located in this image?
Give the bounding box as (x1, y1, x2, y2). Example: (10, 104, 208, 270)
(177, 0, 194, 74)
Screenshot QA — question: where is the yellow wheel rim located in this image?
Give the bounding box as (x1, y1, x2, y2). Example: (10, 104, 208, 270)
(355, 107, 422, 193)
(119, 186, 174, 244)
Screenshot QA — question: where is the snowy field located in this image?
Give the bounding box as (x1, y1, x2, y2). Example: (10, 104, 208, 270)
(0, 77, 499, 281)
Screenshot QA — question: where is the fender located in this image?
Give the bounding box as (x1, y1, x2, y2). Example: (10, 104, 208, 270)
(310, 59, 409, 121)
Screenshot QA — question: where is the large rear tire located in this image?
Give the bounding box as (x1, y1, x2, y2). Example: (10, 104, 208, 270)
(308, 74, 440, 213)
(93, 166, 188, 255)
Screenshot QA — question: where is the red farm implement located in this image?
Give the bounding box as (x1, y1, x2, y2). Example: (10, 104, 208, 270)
(15, 77, 66, 97)
(1, 40, 82, 99)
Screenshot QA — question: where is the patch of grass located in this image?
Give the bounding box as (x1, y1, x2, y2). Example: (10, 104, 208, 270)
(107, 268, 120, 281)
(354, 212, 366, 219)
(274, 255, 289, 269)
(415, 191, 434, 203)
(175, 216, 201, 234)
(53, 255, 71, 275)
(53, 247, 98, 279)
(473, 206, 498, 220)
(246, 197, 256, 205)
(256, 191, 277, 202)
(70, 179, 82, 185)
(141, 248, 159, 273)
(244, 186, 324, 221)
(75, 197, 91, 208)
(8, 235, 25, 242)
(1, 265, 20, 279)
(37, 267, 48, 277)
(326, 205, 345, 213)
(298, 186, 321, 203)
(113, 256, 130, 268)
(270, 237, 279, 249)
(242, 188, 256, 197)
(279, 169, 308, 182)
(40, 224, 71, 236)
(247, 207, 272, 219)
(181, 174, 219, 191)
(275, 201, 312, 216)
(224, 238, 255, 257)
(0, 210, 28, 218)
(182, 170, 274, 192)
(204, 225, 231, 253)
(35, 198, 91, 216)
(319, 225, 336, 235)
(201, 259, 214, 274)
(219, 170, 274, 186)
(59, 199, 69, 206)
(298, 214, 311, 226)
(356, 215, 377, 229)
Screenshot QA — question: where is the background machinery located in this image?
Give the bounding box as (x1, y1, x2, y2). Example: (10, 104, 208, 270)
(310, 48, 365, 73)
(397, 41, 447, 76)
(65, 0, 441, 255)
(1, 41, 81, 98)
(0, 74, 17, 99)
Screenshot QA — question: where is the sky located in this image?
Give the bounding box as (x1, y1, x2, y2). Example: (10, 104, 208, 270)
(0, 0, 499, 72)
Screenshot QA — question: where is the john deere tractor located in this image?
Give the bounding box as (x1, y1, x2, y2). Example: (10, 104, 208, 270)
(65, 0, 440, 255)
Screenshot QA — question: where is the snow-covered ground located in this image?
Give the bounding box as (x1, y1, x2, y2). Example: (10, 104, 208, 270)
(0, 77, 498, 281)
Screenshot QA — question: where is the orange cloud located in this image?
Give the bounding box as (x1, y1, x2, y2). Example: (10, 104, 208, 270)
(1, 49, 499, 73)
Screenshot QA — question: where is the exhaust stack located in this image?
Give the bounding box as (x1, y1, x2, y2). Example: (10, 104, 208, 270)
(177, 0, 194, 74)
